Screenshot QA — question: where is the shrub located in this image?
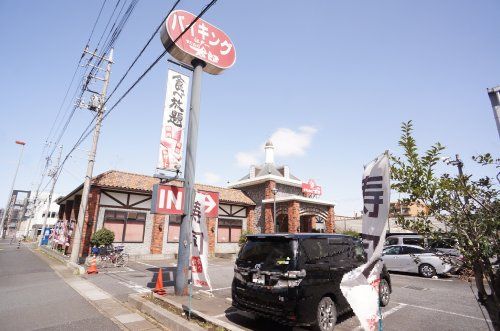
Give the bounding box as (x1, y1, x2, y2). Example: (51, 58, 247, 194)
(90, 228, 115, 246)
(239, 230, 252, 247)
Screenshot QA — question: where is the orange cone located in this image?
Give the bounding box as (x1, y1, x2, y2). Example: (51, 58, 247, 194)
(153, 268, 166, 295)
(87, 256, 99, 274)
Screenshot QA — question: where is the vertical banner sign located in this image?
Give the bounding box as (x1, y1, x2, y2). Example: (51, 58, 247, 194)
(157, 70, 190, 171)
(340, 152, 390, 331)
(191, 192, 212, 289)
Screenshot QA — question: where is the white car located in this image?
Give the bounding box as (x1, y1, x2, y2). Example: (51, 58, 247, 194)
(382, 244, 453, 278)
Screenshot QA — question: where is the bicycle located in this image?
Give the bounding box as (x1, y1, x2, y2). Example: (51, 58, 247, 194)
(87, 245, 129, 268)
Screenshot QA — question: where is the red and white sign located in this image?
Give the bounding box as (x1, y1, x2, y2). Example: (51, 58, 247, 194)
(302, 179, 322, 196)
(151, 184, 219, 217)
(157, 70, 190, 172)
(160, 9, 236, 75)
(191, 192, 211, 289)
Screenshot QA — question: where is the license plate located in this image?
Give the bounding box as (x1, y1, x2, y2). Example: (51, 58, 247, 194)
(252, 274, 265, 285)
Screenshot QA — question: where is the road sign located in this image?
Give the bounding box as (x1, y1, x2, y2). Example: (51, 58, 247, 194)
(151, 184, 219, 217)
(160, 9, 236, 75)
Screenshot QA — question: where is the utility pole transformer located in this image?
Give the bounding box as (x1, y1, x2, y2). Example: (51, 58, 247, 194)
(38, 145, 62, 247)
(69, 49, 114, 265)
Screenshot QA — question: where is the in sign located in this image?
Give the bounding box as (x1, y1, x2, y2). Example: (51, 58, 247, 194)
(151, 184, 220, 217)
(160, 9, 236, 75)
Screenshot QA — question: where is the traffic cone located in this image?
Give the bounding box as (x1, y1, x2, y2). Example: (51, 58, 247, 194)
(153, 268, 166, 295)
(87, 256, 99, 274)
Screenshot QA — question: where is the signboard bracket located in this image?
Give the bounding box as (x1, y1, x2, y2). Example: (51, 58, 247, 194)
(154, 170, 182, 184)
(168, 58, 194, 72)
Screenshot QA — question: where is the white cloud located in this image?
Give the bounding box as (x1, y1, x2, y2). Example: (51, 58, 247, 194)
(204, 171, 222, 185)
(235, 126, 318, 167)
(235, 152, 259, 168)
(268, 126, 318, 157)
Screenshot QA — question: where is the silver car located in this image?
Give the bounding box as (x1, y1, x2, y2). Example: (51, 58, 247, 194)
(382, 245, 453, 278)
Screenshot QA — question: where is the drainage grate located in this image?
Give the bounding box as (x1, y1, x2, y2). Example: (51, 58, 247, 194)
(402, 285, 428, 291)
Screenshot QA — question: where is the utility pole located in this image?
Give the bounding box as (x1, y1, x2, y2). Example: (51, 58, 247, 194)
(175, 59, 205, 296)
(69, 49, 114, 265)
(1, 141, 26, 239)
(38, 145, 62, 246)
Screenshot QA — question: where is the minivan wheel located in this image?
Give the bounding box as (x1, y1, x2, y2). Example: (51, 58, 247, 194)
(419, 264, 436, 278)
(314, 296, 337, 331)
(379, 278, 390, 307)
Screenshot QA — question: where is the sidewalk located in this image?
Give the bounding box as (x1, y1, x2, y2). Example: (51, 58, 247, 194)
(31, 244, 165, 331)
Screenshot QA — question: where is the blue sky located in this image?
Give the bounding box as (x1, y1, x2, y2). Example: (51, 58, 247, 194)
(0, 0, 499, 216)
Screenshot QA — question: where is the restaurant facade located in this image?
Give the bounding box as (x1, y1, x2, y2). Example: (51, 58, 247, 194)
(55, 141, 335, 259)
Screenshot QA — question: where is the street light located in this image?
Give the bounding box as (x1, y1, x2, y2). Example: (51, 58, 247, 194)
(442, 154, 469, 204)
(487, 86, 500, 140)
(0, 140, 26, 239)
(272, 187, 278, 232)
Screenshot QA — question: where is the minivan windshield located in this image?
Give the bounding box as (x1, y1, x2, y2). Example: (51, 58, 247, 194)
(237, 237, 296, 272)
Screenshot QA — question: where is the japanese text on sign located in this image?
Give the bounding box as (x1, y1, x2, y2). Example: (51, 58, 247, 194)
(161, 9, 236, 75)
(157, 70, 190, 172)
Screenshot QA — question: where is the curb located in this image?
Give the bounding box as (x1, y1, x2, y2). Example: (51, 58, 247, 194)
(129, 293, 246, 331)
(128, 293, 205, 331)
(38, 245, 86, 275)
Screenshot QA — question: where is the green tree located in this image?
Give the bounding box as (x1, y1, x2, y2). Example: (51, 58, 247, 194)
(391, 121, 499, 323)
(90, 228, 115, 247)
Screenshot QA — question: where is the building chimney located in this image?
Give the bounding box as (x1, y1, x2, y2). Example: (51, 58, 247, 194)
(249, 165, 256, 178)
(264, 140, 274, 164)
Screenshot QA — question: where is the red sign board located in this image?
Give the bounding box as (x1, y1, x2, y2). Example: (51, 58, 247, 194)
(160, 9, 236, 75)
(302, 179, 322, 196)
(151, 184, 219, 217)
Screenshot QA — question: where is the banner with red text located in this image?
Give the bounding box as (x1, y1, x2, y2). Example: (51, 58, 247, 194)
(157, 70, 190, 172)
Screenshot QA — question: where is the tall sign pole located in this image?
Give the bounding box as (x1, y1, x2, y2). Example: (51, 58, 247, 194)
(38, 145, 62, 246)
(159, 9, 236, 295)
(69, 49, 114, 265)
(0, 140, 26, 239)
(176, 59, 205, 295)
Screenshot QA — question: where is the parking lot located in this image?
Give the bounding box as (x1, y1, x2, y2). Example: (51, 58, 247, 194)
(83, 257, 494, 331)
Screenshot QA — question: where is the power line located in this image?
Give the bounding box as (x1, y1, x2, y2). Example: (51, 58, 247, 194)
(53, 0, 217, 184)
(106, 0, 181, 103)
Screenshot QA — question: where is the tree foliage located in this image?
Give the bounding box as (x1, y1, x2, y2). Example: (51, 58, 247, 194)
(90, 228, 115, 247)
(391, 121, 499, 319)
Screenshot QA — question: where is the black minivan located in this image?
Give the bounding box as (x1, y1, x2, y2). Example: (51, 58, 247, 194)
(232, 233, 391, 331)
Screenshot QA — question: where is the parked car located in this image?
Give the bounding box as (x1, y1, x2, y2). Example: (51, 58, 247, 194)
(382, 244, 453, 277)
(384, 233, 460, 257)
(232, 233, 391, 331)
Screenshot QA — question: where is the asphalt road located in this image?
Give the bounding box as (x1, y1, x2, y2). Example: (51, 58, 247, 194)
(83, 257, 494, 331)
(0, 240, 120, 331)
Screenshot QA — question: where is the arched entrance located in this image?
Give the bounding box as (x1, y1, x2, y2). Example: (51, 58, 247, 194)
(276, 214, 288, 233)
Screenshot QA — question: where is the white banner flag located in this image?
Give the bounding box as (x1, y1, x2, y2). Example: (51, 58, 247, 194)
(191, 192, 212, 289)
(340, 151, 390, 331)
(157, 70, 190, 171)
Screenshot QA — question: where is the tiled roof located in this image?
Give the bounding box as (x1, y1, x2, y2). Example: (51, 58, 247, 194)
(91, 170, 255, 206)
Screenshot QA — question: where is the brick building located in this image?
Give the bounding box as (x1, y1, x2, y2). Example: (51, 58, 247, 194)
(56, 141, 335, 259)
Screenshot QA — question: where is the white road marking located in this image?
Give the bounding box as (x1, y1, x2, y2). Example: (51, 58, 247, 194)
(118, 280, 151, 294)
(394, 302, 492, 322)
(134, 261, 158, 268)
(205, 286, 232, 292)
(226, 297, 233, 303)
(381, 303, 407, 318)
(353, 303, 407, 330)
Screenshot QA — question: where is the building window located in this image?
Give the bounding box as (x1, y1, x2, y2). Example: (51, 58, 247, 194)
(217, 218, 242, 243)
(103, 210, 146, 243)
(167, 215, 182, 243)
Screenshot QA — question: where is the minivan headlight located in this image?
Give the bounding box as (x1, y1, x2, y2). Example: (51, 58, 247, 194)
(234, 270, 245, 282)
